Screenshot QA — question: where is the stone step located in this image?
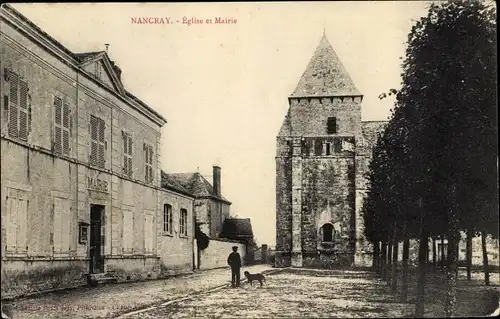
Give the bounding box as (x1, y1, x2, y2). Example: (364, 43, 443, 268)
(87, 273, 118, 286)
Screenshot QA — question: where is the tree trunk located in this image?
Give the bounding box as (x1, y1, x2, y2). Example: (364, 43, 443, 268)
(444, 186, 460, 318)
(415, 232, 429, 317)
(381, 241, 387, 280)
(392, 237, 399, 292)
(482, 231, 490, 286)
(432, 237, 437, 270)
(466, 229, 473, 281)
(387, 238, 393, 284)
(441, 235, 445, 270)
(373, 240, 380, 272)
(402, 237, 410, 303)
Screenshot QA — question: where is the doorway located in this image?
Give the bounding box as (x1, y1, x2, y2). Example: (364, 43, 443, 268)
(90, 205, 105, 274)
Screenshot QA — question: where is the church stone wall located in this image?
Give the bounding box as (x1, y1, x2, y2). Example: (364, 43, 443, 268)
(301, 156, 356, 267)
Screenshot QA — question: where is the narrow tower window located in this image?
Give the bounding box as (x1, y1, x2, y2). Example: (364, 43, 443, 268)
(327, 117, 337, 134)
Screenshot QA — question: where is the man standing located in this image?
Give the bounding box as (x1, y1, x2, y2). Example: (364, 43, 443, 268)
(227, 246, 242, 288)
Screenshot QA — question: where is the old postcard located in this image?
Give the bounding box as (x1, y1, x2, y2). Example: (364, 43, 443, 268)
(1, 1, 498, 318)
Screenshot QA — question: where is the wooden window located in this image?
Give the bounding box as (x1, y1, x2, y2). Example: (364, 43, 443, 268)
(90, 115, 105, 168)
(122, 131, 133, 177)
(6, 70, 30, 141)
(53, 97, 71, 155)
(144, 143, 154, 184)
(5, 188, 28, 254)
(163, 204, 173, 234)
(179, 208, 188, 236)
(327, 117, 337, 134)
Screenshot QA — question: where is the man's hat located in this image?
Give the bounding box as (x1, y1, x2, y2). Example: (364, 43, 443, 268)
(232, 246, 238, 249)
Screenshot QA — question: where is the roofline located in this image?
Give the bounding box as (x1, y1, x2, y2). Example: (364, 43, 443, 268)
(1, 4, 167, 126)
(161, 185, 196, 199)
(361, 120, 389, 123)
(197, 195, 232, 205)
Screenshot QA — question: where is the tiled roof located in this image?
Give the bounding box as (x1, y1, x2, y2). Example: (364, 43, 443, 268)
(220, 218, 254, 240)
(162, 171, 231, 203)
(290, 34, 361, 98)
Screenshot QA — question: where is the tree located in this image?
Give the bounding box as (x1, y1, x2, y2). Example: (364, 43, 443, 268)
(363, 0, 497, 316)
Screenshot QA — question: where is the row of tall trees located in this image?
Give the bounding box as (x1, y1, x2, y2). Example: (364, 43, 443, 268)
(362, 0, 497, 317)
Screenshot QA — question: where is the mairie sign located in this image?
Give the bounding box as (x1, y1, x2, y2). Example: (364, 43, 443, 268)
(87, 174, 109, 193)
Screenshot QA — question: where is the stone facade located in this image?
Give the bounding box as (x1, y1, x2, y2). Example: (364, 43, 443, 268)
(1, 5, 195, 298)
(275, 33, 387, 268)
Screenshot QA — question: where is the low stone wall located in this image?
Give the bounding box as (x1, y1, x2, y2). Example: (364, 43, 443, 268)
(1, 259, 87, 299)
(199, 239, 246, 270)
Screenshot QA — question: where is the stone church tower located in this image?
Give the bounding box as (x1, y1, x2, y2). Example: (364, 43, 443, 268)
(275, 33, 387, 268)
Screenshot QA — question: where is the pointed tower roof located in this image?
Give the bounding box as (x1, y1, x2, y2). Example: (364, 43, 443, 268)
(290, 34, 361, 98)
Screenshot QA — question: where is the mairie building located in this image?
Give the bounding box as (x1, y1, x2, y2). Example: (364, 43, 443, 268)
(1, 4, 198, 298)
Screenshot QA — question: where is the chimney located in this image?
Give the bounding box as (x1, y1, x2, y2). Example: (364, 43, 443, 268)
(213, 165, 221, 197)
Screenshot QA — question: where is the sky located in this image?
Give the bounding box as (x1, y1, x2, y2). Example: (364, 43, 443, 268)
(11, 1, 433, 246)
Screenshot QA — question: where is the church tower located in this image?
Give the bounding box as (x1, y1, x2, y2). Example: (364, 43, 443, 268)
(275, 33, 365, 268)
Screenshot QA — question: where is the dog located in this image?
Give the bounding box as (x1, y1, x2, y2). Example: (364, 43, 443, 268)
(243, 271, 266, 287)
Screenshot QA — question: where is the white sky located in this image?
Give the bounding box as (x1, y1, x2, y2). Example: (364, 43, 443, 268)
(11, 2, 432, 246)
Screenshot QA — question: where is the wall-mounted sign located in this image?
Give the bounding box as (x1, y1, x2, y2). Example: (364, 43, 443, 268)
(79, 222, 89, 244)
(87, 175, 109, 193)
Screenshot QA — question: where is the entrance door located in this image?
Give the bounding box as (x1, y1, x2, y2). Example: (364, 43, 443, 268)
(90, 205, 105, 274)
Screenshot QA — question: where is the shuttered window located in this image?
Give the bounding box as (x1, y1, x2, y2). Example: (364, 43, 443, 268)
(5, 188, 28, 254)
(122, 132, 133, 177)
(6, 70, 30, 141)
(90, 115, 106, 168)
(144, 143, 154, 184)
(53, 97, 71, 155)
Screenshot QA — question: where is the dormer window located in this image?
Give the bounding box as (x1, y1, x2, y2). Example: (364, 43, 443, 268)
(327, 117, 337, 134)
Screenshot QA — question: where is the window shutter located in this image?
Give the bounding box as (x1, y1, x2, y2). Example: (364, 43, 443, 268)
(18, 80, 28, 140)
(90, 115, 98, 140)
(28, 97, 32, 133)
(98, 119, 105, 168)
(8, 72, 19, 138)
(63, 102, 69, 128)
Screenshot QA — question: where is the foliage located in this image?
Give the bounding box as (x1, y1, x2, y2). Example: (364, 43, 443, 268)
(362, 0, 497, 316)
(195, 223, 210, 250)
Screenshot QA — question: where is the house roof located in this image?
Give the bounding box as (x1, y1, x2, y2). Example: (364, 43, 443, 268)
(220, 218, 254, 240)
(161, 171, 231, 204)
(1, 4, 167, 125)
(290, 33, 362, 98)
